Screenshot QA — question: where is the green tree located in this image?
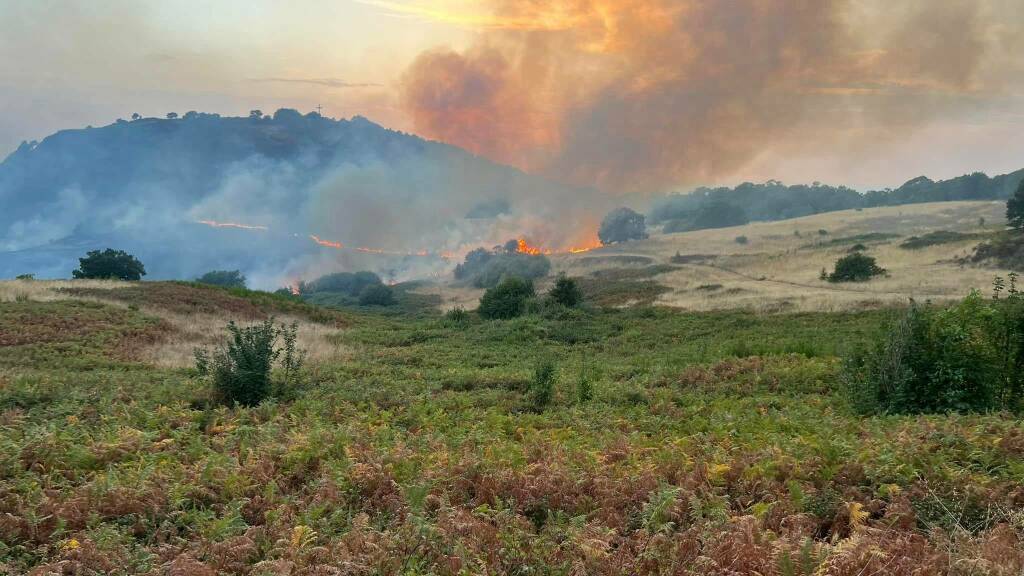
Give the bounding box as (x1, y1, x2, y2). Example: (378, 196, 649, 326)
(196, 270, 246, 288)
(548, 275, 583, 307)
(478, 276, 535, 319)
(826, 253, 885, 283)
(72, 249, 146, 281)
(358, 284, 395, 306)
(599, 207, 647, 245)
(1006, 179, 1024, 230)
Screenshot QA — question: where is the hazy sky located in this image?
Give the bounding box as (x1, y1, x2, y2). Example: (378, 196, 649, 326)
(2, 0, 1023, 192)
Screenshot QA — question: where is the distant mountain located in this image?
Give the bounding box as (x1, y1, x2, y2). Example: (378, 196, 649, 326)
(0, 109, 583, 285)
(650, 170, 1024, 229)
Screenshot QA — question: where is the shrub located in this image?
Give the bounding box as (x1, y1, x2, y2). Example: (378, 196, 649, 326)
(304, 271, 382, 295)
(196, 269, 246, 288)
(842, 286, 1024, 414)
(548, 275, 583, 307)
(735, 236, 749, 245)
(358, 284, 395, 306)
(194, 319, 305, 406)
(899, 231, 977, 250)
(826, 253, 885, 282)
(478, 276, 535, 319)
(529, 358, 557, 411)
(72, 248, 146, 281)
(454, 244, 551, 288)
(15, 274, 34, 280)
(443, 306, 470, 328)
(599, 207, 647, 244)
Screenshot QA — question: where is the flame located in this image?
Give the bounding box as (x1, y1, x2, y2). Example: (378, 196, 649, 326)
(516, 238, 551, 255)
(310, 234, 344, 249)
(196, 219, 268, 231)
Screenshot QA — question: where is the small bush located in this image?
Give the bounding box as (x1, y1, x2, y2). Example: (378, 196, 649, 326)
(826, 253, 885, 283)
(358, 284, 395, 306)
(479, 277, 535, 320)
(548, 275, 583, 307)
(529, 358, 557, 411)
(900, 230, 977, 250)
(15, 274, 34, 280)
(72, 248, 146, 281)
(848, 243, 867, 253)
(454, 244, 551, 288)
(196, 269, 246, 288)
(194, 319, 305, 406)
(443, 306, 470, 328)
(735, 236, 749, 245)
(818, 229, 829, 236)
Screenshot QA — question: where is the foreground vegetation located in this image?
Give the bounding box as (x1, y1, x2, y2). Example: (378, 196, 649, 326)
(1, 282, 1023, 574)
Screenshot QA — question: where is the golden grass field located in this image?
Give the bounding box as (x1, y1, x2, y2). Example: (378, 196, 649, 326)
(549, 200, 1011, 313)
(0, 279, 348, 368)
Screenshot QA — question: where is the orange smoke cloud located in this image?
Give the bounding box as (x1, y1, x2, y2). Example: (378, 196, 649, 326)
(399, 0, 1017, 192)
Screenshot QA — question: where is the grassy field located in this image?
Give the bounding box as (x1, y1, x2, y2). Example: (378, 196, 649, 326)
(2, 281, 1023, 574)
(548, 201, 1011, 313)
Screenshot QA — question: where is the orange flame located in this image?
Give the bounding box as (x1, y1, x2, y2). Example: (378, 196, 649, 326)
(196, 219, 268, 231)
(310, 234, 344, 249)
(517, 238, 552, 255)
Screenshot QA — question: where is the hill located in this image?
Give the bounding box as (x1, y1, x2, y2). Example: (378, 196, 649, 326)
(0, 110, 584, 284)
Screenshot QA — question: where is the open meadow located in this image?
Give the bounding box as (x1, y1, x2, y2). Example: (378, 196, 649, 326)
(420, 201, 1010, 314)
(1, 277, 1023, 575)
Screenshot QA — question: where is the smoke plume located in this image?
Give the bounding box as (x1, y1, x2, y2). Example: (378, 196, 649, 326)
(399, 0, 1024, 192)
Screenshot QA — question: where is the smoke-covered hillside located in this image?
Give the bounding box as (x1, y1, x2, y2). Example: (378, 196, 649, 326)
(0, 110, 596, 287)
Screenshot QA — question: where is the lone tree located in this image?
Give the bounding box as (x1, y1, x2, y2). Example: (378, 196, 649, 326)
(825, 252, 885, 283)
(599, 207, 648, 245)
(1006, 179, 1024, 230)
(196, 270, 246, 288)
(72, 249, 146, 281)
(548, 275, 583, 307)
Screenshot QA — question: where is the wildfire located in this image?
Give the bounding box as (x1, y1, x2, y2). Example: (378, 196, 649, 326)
(196, 219, 268, 231)
(516, 238, 551, 255)
(310, 235, 344, 249)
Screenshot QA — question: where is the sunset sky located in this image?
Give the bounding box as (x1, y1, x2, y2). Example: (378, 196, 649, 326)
(3, 0, 1024, 192)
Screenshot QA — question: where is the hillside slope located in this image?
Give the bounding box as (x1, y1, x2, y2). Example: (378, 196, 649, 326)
(0, 110, 585, 284)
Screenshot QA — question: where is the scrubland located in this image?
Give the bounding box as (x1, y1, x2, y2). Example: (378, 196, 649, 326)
(1, 277, 1023, 575)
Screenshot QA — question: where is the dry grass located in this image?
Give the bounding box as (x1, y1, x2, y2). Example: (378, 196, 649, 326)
(548, 201, 1010, 312)
(0, 279, 349, 368)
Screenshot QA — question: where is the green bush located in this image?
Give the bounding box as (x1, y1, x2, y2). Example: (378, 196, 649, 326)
(194, 319, 305, 406)
(826, 253, 885, 282)
(454, 245, 551, 289)
(842, 286, 1024, 414)
(196, 269, 246, 288)
(304, 271, 382, 295)
(358, 284, 395, 306)
(734, 236, 749, 245)
(529, 358, 557, 411)
(15, 274, 34, 280)
(548, 275, 583, 307)
(72, 248, 146, 281)
(478, 277, 535, 320)
(443, 306, 470, 328)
